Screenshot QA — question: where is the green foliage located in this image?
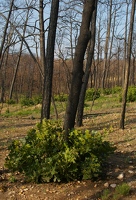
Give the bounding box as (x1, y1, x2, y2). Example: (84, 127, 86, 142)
(103, 88, 112, 95)
(101, 189, 110, 200)
(6, 99, 16, 104)
(112, 86, 122, 94)
(54, 93, 68, 102)
(103, 87, 122, 95)
(5, 120, 115, 183)
(85, 88, 100, 101)
(114, 183, 130, 197)
(21, 97, 35, 106)
(33, 95, 42, 105)
(101, 183, 131, 200)
(119, 86, 136, 102)
(127, 86, 136, 102)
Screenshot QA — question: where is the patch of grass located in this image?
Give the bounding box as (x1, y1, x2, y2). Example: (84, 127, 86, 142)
(101, 183, 131, 200)
(1, 106, 41, 118)
(101, 189, 111, 200)
(114, 183, 130, 196)
(91, 94, 121, 111)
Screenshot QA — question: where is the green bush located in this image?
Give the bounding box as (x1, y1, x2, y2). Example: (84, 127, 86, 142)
(119, 86, 136, 102)
(103, 88, 112, 95)
(21, 97, 34, 106)
(33, 95, 42, 105)
(102, 87, 122, 96)
(85, 88, 100, 101)
(112, 86, 122, 94)
(6, 99, 16, 104)
(54, 93, 68, 102)
(5, 119, 115, 183)
(127, 86, 136, 102)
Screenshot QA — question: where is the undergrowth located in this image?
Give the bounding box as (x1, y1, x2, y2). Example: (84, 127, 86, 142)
(5, 119, 115, 183)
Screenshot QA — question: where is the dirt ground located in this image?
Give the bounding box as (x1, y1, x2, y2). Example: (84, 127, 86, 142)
(0, 106, 136, 200)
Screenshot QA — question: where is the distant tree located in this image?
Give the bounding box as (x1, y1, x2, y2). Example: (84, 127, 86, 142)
(101, 0, 112, 90)
(0, 0, 14, 102)
(9, 9, 30, 100)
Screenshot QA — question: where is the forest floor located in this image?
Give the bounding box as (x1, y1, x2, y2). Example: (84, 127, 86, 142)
(0, 102, 136, 200)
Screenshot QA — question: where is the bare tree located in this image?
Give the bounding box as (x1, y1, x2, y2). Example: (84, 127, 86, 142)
(119, 0, 136, 129)
(76, 0, 98, 127)
(41, 0, 60, 120)
(63, 0, 96, 139)
(9, 9, 30, 100)
(0, 0, 14, 70)
(101, 0, 112, 89)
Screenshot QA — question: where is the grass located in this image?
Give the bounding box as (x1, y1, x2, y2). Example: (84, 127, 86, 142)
(101, 183, 131, 200)
(0, 91, 135, 119)
(0, 103, 41, 118)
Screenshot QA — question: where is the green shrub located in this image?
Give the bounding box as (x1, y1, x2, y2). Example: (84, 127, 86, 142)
(112, 86, 122, 94)
(101, 189, 110, 200)
(114, 183, 130, 197)
(33, 95, 42, 105)
(6, 99, 16, 104)
(5, 119, 115, 183)
(85, 88, 100, 101)
(101, 183, 130, 200)
(119, 86, 136, 102)
(103, 88, 112, 95)
(54, 93, 68, 102)
(21, 97, 34, 106)
(127, 86, 136, 102)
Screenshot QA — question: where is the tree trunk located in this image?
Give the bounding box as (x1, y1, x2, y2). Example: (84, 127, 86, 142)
(101, 0, 112, 89)
(76, 0, 98, 127)
(63, 0, 96, 139)
(119, 0, 135, 129)
(9, 10, 29, 100)
(0, 0, 14, 69)
(41, 0, 60, 120)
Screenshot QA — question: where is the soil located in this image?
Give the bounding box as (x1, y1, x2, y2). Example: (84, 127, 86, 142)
(0, 105, 136, 200)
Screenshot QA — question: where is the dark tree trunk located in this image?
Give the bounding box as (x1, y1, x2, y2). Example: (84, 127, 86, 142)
(63, 0, 96, 140)
(76, 0, 97, 127)
(41, 0, 60, 120)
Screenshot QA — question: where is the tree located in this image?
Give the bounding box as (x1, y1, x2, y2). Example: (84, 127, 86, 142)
(119, 0, 136, 129)
(101, 0, 112, 89)
(63, 0, 96, 139)
(41, 0, 60, 120)
(76, 0, 98, 127)
(9, 9, 30, 100)
(0, 0, 14, 70)
(0, 0, 15, 102)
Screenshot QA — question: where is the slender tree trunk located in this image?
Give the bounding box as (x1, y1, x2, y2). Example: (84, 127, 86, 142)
(41, 0, 60, 120)
(63, 0, 96, 139)
(101, 0, 112, 89)
(76, 0, 97, 127)
(9, 10, 29, 100)
(0, 0, 14, 69)
(122, 0, 129, 87)
(119, 0, 135, 129)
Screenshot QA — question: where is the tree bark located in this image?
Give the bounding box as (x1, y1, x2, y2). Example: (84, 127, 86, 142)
(101, 0, 112, 89)
(76, 0, 98, 127)
(119, 0, 135, 129)
(41, 0, 60, 120)
(63, 0, 96, 139)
